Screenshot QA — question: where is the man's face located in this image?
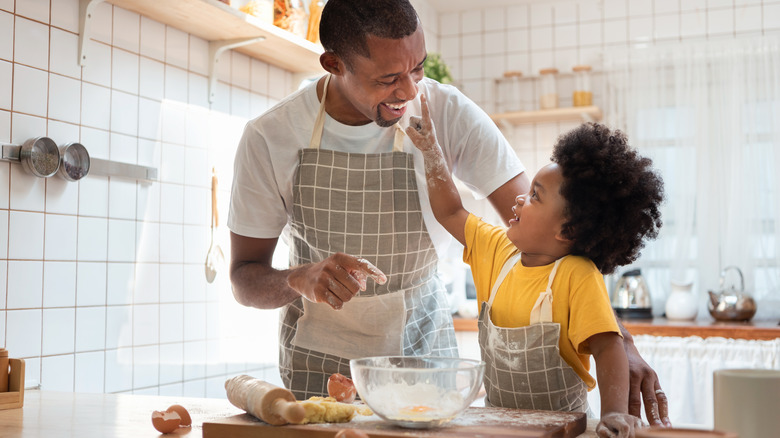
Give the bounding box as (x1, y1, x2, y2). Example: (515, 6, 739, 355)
(334, 26, 427, 127)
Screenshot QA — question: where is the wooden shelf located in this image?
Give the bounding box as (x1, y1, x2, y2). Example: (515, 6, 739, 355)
(490, 106, 603, 126)
(106, 0, 324, 73)
(453, 316, 780, 340)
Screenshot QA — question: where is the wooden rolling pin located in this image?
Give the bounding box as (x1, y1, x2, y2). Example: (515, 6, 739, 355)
(224, 375, 305, 426)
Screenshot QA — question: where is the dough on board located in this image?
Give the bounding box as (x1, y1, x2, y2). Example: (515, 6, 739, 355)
(297, 396, 373, 424)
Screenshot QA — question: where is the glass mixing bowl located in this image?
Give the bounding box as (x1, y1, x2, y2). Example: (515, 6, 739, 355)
(349, 356, 485, 429)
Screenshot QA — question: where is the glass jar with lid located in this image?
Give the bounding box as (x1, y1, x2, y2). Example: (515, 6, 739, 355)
(572, 65, 593, 107)
(538, 68, 559, 110)
(495, 70, 523, 113)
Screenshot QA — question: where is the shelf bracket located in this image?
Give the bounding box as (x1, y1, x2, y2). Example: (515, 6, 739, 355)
(78, 0, 107, 67)
(208, 37, 266, 103)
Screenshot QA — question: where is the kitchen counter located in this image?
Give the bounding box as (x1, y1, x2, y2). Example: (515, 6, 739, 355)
(453, 317, 780, 340)
(0, 390, 603, 437)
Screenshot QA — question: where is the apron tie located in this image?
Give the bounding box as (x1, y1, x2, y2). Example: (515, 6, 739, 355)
(530, 257, 563, 324)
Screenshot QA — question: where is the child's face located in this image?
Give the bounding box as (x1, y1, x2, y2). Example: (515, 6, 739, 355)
(506, 163, 571, 260)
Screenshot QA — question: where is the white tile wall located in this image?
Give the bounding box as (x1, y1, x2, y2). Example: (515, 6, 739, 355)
(437, 0, 780, 175)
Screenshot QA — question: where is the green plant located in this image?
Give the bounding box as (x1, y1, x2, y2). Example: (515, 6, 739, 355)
(424, 53, 454, 85)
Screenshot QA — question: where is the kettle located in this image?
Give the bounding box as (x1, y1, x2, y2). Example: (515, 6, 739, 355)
(611, 269, 653, 319)
(708, 266, 757, 322)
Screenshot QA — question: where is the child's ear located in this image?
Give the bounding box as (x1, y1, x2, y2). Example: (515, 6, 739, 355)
(554, 231, 573, 244)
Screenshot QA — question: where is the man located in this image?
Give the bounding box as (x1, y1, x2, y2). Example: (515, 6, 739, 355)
(227, 0, 670, 427)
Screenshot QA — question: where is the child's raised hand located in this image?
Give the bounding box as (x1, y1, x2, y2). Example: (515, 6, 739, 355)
(405, 94, 440, 153)
(595, 413, 644, 438)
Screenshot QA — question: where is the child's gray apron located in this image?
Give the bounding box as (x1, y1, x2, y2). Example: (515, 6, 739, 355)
(279, 75, 458, 400)
(477, 253, 589, 412)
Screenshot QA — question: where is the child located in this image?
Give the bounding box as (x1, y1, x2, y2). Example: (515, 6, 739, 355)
(405, 95, 664, 437)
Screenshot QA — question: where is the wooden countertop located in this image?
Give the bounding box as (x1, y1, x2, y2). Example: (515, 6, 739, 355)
(453, 317, 780, 340)
(0, 390, 603, 437)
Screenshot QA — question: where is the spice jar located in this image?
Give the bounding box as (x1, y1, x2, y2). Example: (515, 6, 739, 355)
(306, 0, 325, 44)
(572, 65, 593, 107)
(538, 68, 559, 110)
(235, 0, 274, 24)
(274, 0, 308, 39)
(496, 70, 522, 113)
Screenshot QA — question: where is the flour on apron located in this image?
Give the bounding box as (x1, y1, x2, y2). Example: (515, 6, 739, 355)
(478, 253, 589, 412)
(278, 75, 458, 400)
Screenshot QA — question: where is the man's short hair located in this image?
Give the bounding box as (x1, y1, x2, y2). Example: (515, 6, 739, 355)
(320, 0, 419, 70)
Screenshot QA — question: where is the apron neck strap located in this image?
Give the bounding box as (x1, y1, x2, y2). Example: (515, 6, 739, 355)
(308, 74, 331, 150)
(486, 252, 522, 308)
(309, 74, 406, 153)
(529, 257, 565, 324)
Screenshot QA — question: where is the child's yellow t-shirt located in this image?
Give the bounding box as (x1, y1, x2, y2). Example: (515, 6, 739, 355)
(463, 214, 621, 389)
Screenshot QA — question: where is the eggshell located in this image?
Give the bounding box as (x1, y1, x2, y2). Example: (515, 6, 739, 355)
(165, 404, 192, 427)
(151, 410, 181, 434)
(327, 373, 357, 403)
(334, 429, 370, 438)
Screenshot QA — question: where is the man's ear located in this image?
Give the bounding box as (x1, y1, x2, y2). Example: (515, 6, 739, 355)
(320, 52, 345, 76)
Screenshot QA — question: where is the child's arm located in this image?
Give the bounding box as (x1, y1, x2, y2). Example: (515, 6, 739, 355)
(589, 332, 644, 437)
(405, 94, 469, 246)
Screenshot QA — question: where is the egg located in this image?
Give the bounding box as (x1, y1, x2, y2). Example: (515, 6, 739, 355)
(334, 429, 370, 438)
(151, 410, 181, 434)
(327, 373, 357, 403)
(165, 404, 192, 427)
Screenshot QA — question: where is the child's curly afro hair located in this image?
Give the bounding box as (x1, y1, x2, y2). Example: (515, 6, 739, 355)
(551, 123, 664, 274)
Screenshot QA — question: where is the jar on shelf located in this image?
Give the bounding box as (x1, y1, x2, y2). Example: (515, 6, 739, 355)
(234, 0, 274, 24)
(495, 70, 522, 113)
(538, 68, 559, 110)
(274, 0, 308, 39)
(572, 65, 593, 107)
(306, 0, 325, 44)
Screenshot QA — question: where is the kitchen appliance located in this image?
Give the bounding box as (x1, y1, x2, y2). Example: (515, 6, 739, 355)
(349, 356, 484, 429)
(611, 269, 653, 319)
(707, 266, 757, 322)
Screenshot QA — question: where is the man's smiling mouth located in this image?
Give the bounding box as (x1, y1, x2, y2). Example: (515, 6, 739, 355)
(383, 101, 408, 110)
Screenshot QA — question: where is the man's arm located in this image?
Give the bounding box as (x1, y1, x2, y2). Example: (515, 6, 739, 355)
(229, 232, 386, 310)
(619, 317, 671, 427)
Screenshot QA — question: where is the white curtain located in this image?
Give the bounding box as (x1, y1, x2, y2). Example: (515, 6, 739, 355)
(603, 37, 780, 320)
(586, 335, 780, 427)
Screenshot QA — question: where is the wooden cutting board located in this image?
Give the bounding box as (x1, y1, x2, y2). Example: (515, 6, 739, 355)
(203, 406, 586, 438)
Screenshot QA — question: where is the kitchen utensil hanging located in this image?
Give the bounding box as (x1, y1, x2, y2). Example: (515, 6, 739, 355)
(2, 137, 157, 182)
(1, 137, 61, 177)
(58, 142, 90, 181)
(205, 167, 225, 283)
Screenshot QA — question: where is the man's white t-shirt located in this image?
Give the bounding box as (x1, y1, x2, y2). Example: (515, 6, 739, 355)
(228, 76, 525, 259)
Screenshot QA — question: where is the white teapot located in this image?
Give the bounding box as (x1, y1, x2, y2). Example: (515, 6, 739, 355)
(665, 280, 698, 321)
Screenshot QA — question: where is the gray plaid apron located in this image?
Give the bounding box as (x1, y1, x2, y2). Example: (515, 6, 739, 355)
(478, 253, 588, 412)
(279, 75, 458, 400)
